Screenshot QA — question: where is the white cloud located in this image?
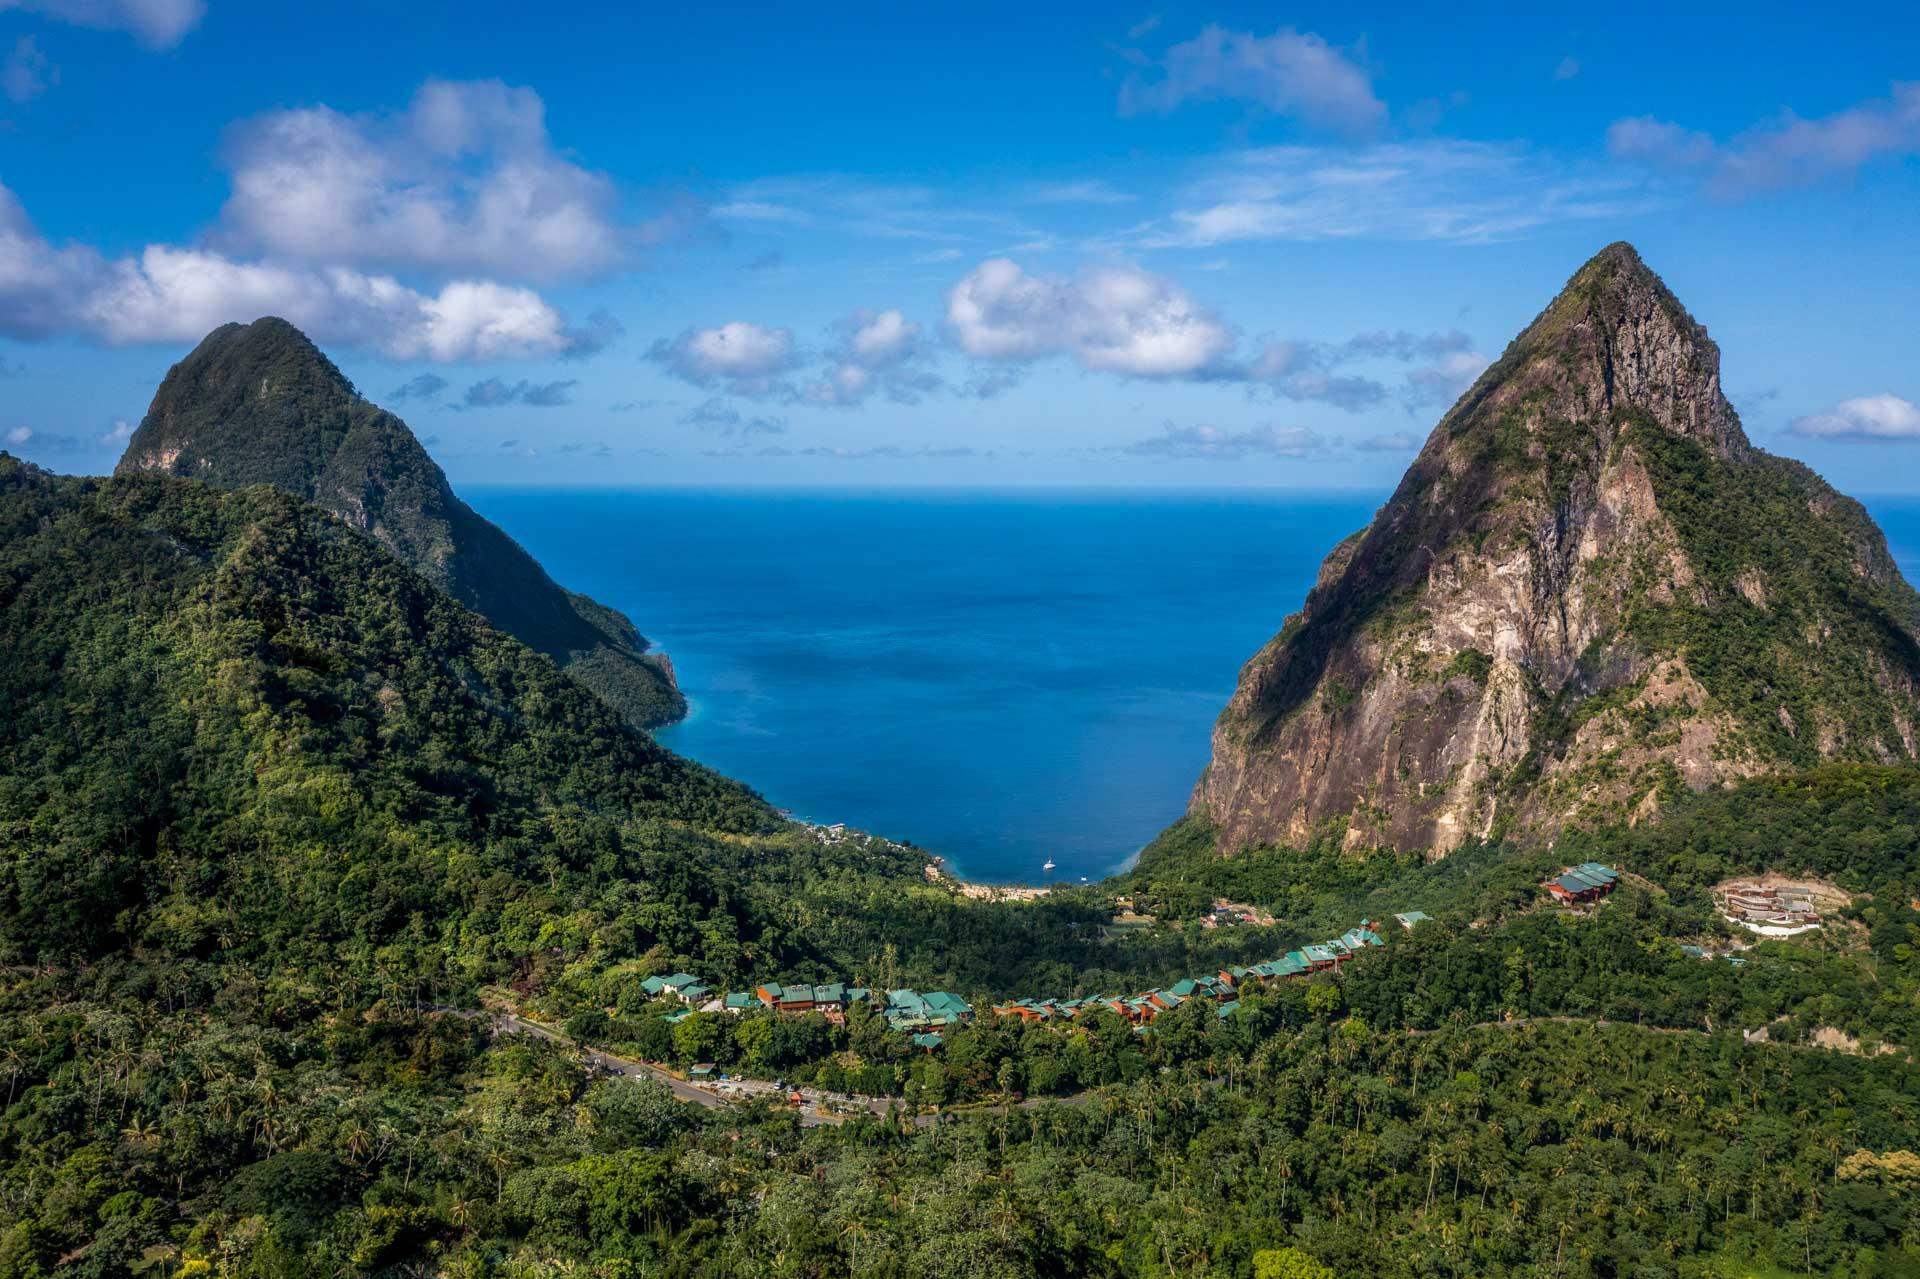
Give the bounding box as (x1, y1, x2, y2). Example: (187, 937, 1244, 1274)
(1120, 25, 1384, 135)
(1608, 84, 1920, 197)
(218, 79, 640, 283)
(3, 35, 56, 102)
(647, 321, 799, 398)
(4, 425, 30, 445)
(1126, 422, 1327, 460)
(1787, 393, 1920, 442)
(1553, 56, 1580, 82)
(1606, 117, 1718, 170)
(1135, 141, 1656, 247)
(1403, 348, 1491, 408)
(1247, 328, 1484, 410)
(0, 0, 204, 47)
(0, 181, 584, 360)
(945, 258, 1235, 378)
(713, 174, 1039, 245)
(805, 308, 941, 407)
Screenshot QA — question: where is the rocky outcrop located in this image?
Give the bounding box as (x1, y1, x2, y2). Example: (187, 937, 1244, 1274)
(1193, 243, 1920, 856)
(116, 318, 686, 728)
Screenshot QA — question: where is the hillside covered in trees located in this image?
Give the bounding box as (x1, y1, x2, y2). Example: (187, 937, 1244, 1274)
(114, 319, 687, 728)
(0, 446, 1916, 1275)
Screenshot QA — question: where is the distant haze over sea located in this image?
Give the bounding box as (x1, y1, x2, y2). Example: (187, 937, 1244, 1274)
(470, 487, 1920, 884)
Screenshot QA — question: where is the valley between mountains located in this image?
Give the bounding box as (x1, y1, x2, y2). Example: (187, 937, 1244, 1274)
(2, 243, 1917, 1277)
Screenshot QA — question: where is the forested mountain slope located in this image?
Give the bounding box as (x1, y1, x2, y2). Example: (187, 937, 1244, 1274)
(0, 453, 766, 979)
(113, 318, 686, 727)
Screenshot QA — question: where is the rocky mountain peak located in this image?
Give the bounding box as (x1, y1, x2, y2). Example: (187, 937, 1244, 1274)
(1442, 241, 1750, 467)
(1190, 244, 1920, 859)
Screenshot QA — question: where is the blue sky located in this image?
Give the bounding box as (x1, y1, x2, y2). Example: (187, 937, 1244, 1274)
(1, 1, 1917, 490)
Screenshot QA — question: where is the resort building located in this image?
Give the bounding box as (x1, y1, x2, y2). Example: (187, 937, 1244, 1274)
(1544, 863, 1620, 905)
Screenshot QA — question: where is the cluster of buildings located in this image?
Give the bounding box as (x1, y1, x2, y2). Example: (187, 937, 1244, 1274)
(645, 975, 975, 1034)
(640, 916, 1415, 1046)
(990, 921, 1389, 1029)
(1543, 862, 1621, 905)
(1717, 880, 1825, 936)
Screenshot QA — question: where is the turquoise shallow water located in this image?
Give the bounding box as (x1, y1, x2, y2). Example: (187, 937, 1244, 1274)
(465, 488, 1920, 885)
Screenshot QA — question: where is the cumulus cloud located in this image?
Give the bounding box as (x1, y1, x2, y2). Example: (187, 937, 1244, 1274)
(804, 308, 941, 406)
(946, 258, 1235, 378)
(1135, 141, 1655, 247)
(1126, 422, 1326, 460)
(1120, 25, 1384, 135)
(559, 309, 624, 359)
(0, 0, 204, 48)
(1402, 348, 1491, 409)
(1608, 84, 1920, 197)
(218, 79, 644, 283)
(3, 35, 56, 102)
(941, 257, 1486, 411)
(461, 377, 576, 409)
(0, 182, 589, 360)
(1787, 393, 1920, 442)
(387, 372, 449, 402)
(681, 398, 787, 436)
(647, 321, 799, 399)
(1249, 328, 1485, 410)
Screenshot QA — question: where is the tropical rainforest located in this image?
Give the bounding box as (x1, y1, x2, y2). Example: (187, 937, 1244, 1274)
(1, 449, 1917, 1277)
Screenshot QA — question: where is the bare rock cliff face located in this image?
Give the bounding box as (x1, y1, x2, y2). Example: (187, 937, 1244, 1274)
(1194, 243, 1920, 856)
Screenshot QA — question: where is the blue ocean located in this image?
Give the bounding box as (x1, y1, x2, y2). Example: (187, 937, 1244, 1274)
(467, 488, 1920, 885)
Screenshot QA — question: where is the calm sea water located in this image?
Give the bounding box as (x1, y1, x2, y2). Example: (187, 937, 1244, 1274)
(466, 488, 1920, 885)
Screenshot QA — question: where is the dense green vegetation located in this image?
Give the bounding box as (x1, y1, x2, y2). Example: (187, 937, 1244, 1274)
(2, 449, 1916, 1275)
(114, 318, 685, 727)
(1622, 424, 1920, 769)
(0, 456, 767, 983)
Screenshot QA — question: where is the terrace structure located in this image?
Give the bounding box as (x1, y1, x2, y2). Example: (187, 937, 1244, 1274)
(1717, 881, 1826, 936)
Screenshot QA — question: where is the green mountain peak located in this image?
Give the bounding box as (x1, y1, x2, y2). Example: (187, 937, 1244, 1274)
(115, 317, 687, 728)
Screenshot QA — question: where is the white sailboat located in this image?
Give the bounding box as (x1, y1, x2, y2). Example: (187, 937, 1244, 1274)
(1042, 858, 1056, 872)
